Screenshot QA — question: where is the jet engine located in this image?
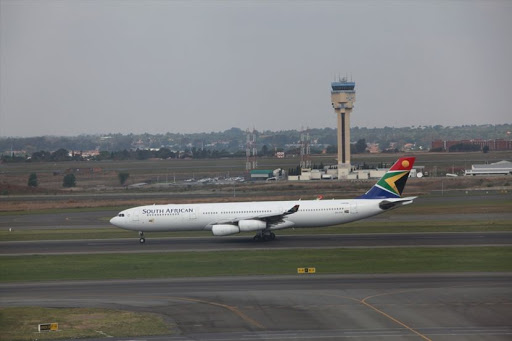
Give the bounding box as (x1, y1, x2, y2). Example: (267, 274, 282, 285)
(238, 219, 267, 232)
(211, 224, 240, 236)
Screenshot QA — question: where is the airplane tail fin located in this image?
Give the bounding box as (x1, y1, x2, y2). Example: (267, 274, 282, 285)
(358, 157, 416, 199)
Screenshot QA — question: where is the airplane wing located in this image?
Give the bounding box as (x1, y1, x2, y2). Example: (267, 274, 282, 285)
(214, 204, 300, 226)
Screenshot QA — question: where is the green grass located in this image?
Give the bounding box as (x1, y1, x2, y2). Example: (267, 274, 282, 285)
(1, 247, 511, 282)
(398, 199, 512, 214)
(0, 227, 212, 241)
(297, 220, 512, 234)
(0, 307, 174, 341)
(1, 245, 510, 340)
(0, 206, 126, 217)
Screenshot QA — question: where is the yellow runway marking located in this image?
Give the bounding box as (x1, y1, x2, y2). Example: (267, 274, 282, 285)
(168, 296, 265, 330)
(324, 289, 432, 341)
(361, 291, 432, 341)
(85, 292, 266, 330)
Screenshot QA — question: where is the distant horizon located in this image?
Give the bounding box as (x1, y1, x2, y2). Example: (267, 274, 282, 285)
(1, 123, 511, 139)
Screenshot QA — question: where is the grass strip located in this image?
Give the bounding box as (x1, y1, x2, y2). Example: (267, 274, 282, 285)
(0, 206, 125, 216)
(293, 220, 512, 234)
(0, 307, 174, 341)
(1, 247, 511, 282)
(1, 196, 510, 216)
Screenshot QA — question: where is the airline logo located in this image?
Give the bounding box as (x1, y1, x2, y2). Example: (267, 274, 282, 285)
(378, 170, 410, 197)
(358, 157, 415, 199)
(375, 157, 415, 197)
(142, 208, 194, 215)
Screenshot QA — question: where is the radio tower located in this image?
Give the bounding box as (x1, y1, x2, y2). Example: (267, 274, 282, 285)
(300, 127, 311, 169)
(246, 128, 257, 171)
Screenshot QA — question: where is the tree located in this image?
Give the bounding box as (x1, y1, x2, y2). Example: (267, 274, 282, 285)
(136, 149, 152, 160)
(448, 143, 480, 152)
(27, 173, 38, 187)
(92, 151, 111, 161)
(483, 145, 490, 153)
(326, 145, 337, 154)
(51, 148, 71, 161)
(63, 174, 76, 188)
(118, 172, 130, 185)
(155, 148, 174, 159)
(260, 145, 270, 156)
(31, 150, 52, 162)
(354, 139, 367, 153)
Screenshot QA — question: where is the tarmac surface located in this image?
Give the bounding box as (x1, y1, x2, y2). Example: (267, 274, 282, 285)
(2, 232, 512, 255)
(1, 193, 511, 340)
(1, 273, 511, 340)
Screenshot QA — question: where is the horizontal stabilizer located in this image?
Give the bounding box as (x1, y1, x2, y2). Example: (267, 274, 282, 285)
(379, 197, 417, 210)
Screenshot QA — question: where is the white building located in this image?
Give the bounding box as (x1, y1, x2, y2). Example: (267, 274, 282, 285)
(465, 160, 512, 176)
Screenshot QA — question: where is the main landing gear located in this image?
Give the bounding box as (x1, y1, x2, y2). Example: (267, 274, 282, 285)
(253, 230, 276, 242)
(139, 231, 146, 244)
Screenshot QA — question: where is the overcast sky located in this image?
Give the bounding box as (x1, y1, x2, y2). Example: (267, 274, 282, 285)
(1, 0, 511, 137)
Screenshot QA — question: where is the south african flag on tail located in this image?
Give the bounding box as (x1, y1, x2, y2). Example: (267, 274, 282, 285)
(358, 157, 416, 199)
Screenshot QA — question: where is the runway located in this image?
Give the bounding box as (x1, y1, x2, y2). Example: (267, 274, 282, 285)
(1, 273, 511, 340)
(2, 232, 512, 255)
(2, 194, 511, 340)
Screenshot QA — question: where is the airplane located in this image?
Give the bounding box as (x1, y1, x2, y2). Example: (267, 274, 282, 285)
(110, 157, 416, 243)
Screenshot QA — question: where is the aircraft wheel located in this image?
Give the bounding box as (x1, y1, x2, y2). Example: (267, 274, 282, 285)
(139, 237, 146, 244)
(270, 232, 276, 240)
(253, 234, 262, 241)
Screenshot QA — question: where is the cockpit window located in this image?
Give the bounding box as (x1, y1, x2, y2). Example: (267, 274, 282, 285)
(118, 213, 125, 217)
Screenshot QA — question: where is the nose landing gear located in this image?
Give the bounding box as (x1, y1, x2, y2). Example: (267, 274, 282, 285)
(139, 231, 146, 244)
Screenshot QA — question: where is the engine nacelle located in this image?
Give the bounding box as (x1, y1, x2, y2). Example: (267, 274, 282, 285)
(238, 219, 267, 232)
(211, 224, 240, 236)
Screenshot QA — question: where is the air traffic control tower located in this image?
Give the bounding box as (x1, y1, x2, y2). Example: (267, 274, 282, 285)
(331, 78, 356, 179)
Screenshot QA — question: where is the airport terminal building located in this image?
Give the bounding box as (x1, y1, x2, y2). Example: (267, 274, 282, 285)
(465, 160, 512, 176)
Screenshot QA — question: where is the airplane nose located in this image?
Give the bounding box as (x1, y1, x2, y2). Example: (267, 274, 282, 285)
(110, 216, 118, 226)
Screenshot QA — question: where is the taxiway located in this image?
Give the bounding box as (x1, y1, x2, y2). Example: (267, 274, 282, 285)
(1, 273, 511, 340)
(2, 232, 512, 255)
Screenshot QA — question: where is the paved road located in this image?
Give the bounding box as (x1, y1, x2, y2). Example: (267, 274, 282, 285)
(1, 273, 511, 340)
(2, 232, 511, 255)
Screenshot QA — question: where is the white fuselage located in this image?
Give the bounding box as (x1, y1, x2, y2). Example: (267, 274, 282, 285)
(110, 198, 389, 233)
